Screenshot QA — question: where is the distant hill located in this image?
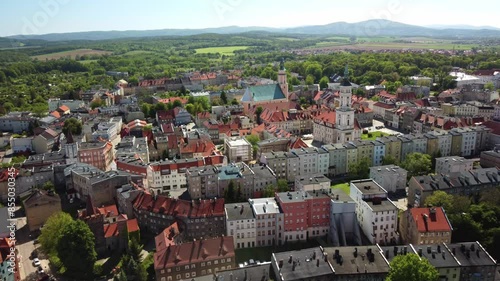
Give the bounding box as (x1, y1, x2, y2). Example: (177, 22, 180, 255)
(7, 19, 500, 41)
(426, 24, 500, 31)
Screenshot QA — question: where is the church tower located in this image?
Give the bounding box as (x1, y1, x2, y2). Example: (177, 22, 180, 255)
(335, 65, 355, 131)
(278, 58, 289, 100)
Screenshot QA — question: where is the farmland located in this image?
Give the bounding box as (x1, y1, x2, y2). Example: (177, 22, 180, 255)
(31, 48, 112, 60)
(194, 46, 250, 56)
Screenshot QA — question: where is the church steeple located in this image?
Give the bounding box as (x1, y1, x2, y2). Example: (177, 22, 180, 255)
(278, 58, 289, 100)
(341, 64, 352, 86)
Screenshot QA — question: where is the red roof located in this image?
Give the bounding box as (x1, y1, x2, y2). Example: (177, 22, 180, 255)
(58, 105, 70, 112)
(373, 102, 396, 109)
(483, 120, 500, 135)
(154, 236, 234, 269)
(410, 207, 452, 233)
(127, 218, 139, 233)
(313, 110, 336, 125)
(103, 223, 119, 238)
(180, 140, 216, 156)
(155, 222, 180, 252)
(50, 111, 61, 119)
(289, 138, 309, 150)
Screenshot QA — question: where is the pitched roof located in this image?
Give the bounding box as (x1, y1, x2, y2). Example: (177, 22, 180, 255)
(373, 102, 396, 109)
(241, 84, 286, 102)
(154, 236, 234, 269)
(410, 207, 452, 233)
(155, 222, 180, 252)
(58, 105, 70, 112)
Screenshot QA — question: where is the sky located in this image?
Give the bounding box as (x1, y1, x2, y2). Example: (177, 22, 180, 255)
(1, 0, 499, 36)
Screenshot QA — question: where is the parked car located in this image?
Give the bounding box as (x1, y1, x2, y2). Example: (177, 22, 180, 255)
(33, 258, 41, 266)
(37, 266, 44, 274)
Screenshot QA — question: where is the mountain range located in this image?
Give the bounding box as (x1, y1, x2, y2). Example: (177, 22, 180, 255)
(5, 19, 500, 41)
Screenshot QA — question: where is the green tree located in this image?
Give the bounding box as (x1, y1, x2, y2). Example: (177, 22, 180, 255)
(319, 76, 329, 90)
(448, 213, 482, 243)
(41, 181, 55, 191)
(122, 255, 147, 281)
(128, 238, 144, 263)
(62, 117, 83, 136)
(262, 185, 276, 197)
(220, 91, 228, 105)
(400, 153, 432, 178)
(277, 179, 289, 192)
(255, 106, 264, 125)
(113, 271, 127, 281)
(39, 212, 73, 255)
(348, 158, 370, 179)
(484, 82, 495, 91)
(56, 220, 97, 278)
(381, 155, 398, 165)
(231, 98, 239, 105)
(424, 191, 453, 211)
(225, 181, 236, 203)
(386, 254, 439, 281)
(305, 74, 315, 85)
(90, 98, 105, 109)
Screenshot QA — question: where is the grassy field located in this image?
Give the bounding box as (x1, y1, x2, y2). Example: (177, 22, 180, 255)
(331, 183, 350, 195)
(120, 50, 156, 56)
(79, 59, 98, 64)
(32, 48, 112, 60)
(195, 46, 250, 56)
(361, 131, 389, 140)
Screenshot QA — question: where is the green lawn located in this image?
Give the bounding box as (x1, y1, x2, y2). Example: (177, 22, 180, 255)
(194, 46, 250, 56)
(331, 183, 350, 195)
(361, 131, 389, 141)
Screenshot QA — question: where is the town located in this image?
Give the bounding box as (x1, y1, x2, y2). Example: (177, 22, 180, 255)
(1, 4, 500, 281)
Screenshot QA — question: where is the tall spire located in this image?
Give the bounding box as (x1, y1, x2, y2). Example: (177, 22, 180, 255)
(280, 58, 285, 71)
(341, 64, 351, 86)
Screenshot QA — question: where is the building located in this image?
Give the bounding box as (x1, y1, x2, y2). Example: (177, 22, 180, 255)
(224, 202, 256, 249)
(259, 151, 299, 182)
(447, 242, 497, 281)
(369, 165, 408, 193)
(291, 147, 330, 176)
(241, 67, 288, 113)
(48, 98, 85, 111)
(350, 179, 399, 245)
(271, 247, 334, 281)
(0, 112, 33, 133)
(32, 128, 59, 154)
(23, 190, 62, 232)
(225, 137, 252, 162)
(322, 143, 348, 177)
(153, 236, 235, 281)
(0, 237, 21, 281)
(435, 156, 473, 174)
(276, 190, 331, 243)
(407, 168, 500, 207)
(249, 198, 284, 247)
(324, 245, 389, 281)
(294, 174, 330, 192)
(10, 136, 33, 153)
(399, 207, 452, 245)
(480, 150, 500, 168)
(78, 141, 115, 171)
(329, 189, 360, 246)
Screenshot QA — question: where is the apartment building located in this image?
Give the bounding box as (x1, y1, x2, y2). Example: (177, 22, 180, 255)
(291, 147, 329, 176)
(377, 136, 402, 163)
(329, 189, 359, 246)
(369, 165, 408, 193)
(435, 156, 473, 174)
(399, 207, 452, 245)
(259, 151, 299, 182)
(225, 137, 252, 162)
(249, 198, 284, 247)
(350, 179, 399, 245)
(294, 174, 331, 192)
(224, 203, 256, 249)
(78, 141, 115, 171)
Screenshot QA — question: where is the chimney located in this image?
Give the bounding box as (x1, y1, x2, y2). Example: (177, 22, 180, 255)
(354, 247, 358, 258)
(385, 250, 390, 259)
(289, 255, 293, 263)
(437, 245, 441, 253)
(476, 249, 480, 257)
(316, 259, 320, 267)
(278, 260, 283, 268)
(418, 248, 423, 257)
(292, 261, 296, 271)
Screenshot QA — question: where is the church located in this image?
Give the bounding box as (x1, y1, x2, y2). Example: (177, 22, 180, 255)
(241, 62, 289, 113)
(313, 66, 362, 144)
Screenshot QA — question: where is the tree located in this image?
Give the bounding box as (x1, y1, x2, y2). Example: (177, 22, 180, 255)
(41, 181, 55, 191)
(277, 179, 289, 192)
(255, 106, 263, 125)
(90, 98, 105, 109)
(262, 185, 276, 197)
(319, 76, 329, 90)
(62, 117, 83, 136)
(484, 82, 495, 91)
(56, 220, 97, 278)
(386, 254, 439, 281)
(220, 91, 228, 105)
(231, 98, 239, 105)
(39, 212, 73, 255)
(424, 191, 453, 211)
(128, 238, 144, 262)
(400, 153, 431, 178)
(381, 155, 397, 165)
(113, 271, 127, 281)
(348, 158, 370, 179)
(225, 181, 236, 203)
(305, 74, 315, 85)
(122, 254, 147, 281)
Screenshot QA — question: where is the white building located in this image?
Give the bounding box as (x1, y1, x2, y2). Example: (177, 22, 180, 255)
(294, 174, 330, 192)
(329, 189, 360, 246)
(450, 72, 480, 87)
(249, 198, 284, 247)
(435, 156, 474, 174)
(428, 130, 452, 157)
(291, 147, 330, 176)
(350, 179, 399, 245)
(225, 202, 256, 249)
(369, 165, 408, 193)
(225, 137, 252, 163)
(452, 128, 477, 157)
(10, 136, 33, 153)
(189, 91, 210, 98)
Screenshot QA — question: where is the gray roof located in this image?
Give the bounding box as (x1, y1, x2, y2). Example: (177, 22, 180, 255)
(216, 263, 271, 281)
(225, 203, 255, 221)
(0, 207, 10, 235)
(366, 200, 398, 212)
(351, 179, 387, 196)
(272, 247, 334, 281)
(330, 189, 353, 203)
(410, 244, 460, 268)
(276, 190, 330, 203)
(324, 245, 389, 275)
(295, 174, 331, 185)
(447, 242, 496, 267)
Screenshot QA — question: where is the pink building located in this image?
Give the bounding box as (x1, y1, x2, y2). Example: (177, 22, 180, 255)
(78, 141, 114, 171)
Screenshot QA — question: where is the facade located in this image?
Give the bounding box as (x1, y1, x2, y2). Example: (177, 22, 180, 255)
(224, 202, 256, 249)
(259, 151, 299, 182)
(23, 190, 62, 232)
(249, 198, 284, 247)
(329, 189, 360, 246)
(0, 112, 33, 133)
(78, 141, 114, 171)
(399, 207, 452, 245)
(32, 128, 59, 154)
(291, 147, 329, 176)
(224, 137, 252, 163)
(350, 179, 399, 245)
(435, 156, 474, 174)
(480, 150, 500, 168)
(154, 236, 235, 281)
(10, 136, 33, 153)
(322, 143, 348, 177)
(369, 165, 408, 193)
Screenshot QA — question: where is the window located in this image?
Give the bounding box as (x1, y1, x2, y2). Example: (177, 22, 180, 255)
(185, 273, 190, 278)
(176, 275, 181, 280)
(161, 270, 165, 274)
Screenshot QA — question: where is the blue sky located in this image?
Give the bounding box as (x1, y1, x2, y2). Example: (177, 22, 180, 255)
(1, 0, 498, 36)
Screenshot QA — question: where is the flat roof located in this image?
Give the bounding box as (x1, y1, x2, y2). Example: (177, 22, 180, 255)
(324, 245, 389, 275)
(410, 244, 460, 268)
(296, 174, 331, 185)
(351, 179, 387, 196)
(250, 198, 280, 215)
(276, 190, 330, 203)
(330, 189, 353, 203)
(446, 242, 496, 267)
(272, 247, 334, 281)
(366, 200, 398, 212)
(225, 203, 255, 221)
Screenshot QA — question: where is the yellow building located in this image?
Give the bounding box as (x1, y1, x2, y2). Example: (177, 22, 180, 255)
(23, 189, 62, 232)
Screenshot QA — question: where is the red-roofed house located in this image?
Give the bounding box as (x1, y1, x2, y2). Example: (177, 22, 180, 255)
(154, 236, 235, 281)
(400, 207, 452, 245)
(373, 102, 396, 118)
(155, 222, 181, 253)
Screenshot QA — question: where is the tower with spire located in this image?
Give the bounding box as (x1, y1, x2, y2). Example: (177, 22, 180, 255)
(278, 58, 289, 100)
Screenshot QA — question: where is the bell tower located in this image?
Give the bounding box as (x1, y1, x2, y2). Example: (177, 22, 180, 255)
(336, 65, 355, 130)
(278, 58, 289, 100)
